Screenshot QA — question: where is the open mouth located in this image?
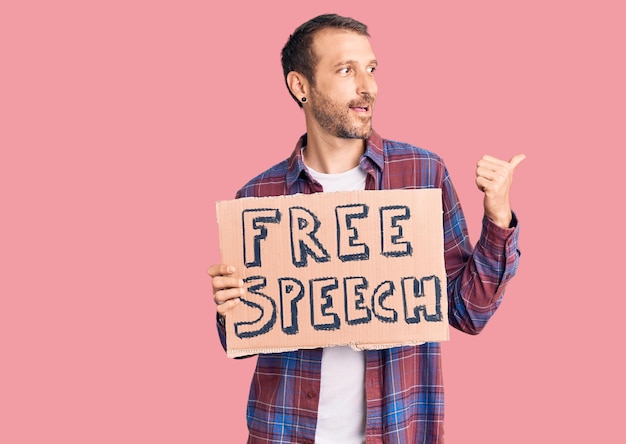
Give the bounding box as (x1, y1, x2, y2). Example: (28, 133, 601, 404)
(349, 105, 370, 112)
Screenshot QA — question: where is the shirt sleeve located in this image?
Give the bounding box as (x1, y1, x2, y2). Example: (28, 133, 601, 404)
(441, 167, 521, 335)
(216, 313, 227, 351)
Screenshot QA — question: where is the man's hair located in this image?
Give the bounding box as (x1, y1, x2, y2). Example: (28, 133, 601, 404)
(281, 13, 370, 107)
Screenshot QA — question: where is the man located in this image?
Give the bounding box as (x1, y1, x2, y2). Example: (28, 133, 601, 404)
(209, 13, 524, 444)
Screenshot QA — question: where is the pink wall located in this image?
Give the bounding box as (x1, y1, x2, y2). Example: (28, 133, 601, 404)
(2, 1, 624, 442)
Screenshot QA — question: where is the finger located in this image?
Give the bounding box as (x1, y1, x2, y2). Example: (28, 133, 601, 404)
(476, 176, 490, 192)
(479, 155, 507, 169)
(216, 297, 241, 317)
(214, 285, 245, 305)
(476, 165, 502, 182)
(207, 263, 236, 278)
(212, 275, 244, 292)
(508, 153, 526, 170)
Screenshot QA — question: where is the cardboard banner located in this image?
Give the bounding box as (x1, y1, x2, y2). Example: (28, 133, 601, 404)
(216, 189, 449, 358)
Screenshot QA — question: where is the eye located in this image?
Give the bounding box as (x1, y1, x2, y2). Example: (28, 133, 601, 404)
(338, 67, 351, 75)
(367, 66, 376, 73)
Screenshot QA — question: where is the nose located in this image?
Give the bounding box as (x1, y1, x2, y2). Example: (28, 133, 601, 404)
(356, 69, 377, 98)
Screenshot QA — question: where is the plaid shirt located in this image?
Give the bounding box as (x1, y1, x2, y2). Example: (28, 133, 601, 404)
(217, 131, 520, 443)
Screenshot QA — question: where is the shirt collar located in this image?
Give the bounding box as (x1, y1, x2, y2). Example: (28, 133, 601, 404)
(286, 130, 385, 189)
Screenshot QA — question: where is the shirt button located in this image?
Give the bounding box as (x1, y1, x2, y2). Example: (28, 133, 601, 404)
(307, 391, 317, 399)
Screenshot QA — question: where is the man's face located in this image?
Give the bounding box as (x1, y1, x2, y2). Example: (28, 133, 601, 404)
(308, 29, 378, 140)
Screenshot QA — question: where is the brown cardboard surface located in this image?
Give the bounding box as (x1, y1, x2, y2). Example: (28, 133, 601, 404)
(216, 189, 449, 358)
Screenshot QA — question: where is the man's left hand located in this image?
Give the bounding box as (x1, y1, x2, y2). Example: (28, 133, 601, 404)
(476, 154, 526, 228)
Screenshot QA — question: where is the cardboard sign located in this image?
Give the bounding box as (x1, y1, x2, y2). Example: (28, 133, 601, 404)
(216, 189, 449, 358)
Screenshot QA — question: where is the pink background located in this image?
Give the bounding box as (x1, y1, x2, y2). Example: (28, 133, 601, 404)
(2, 1, 624, 442)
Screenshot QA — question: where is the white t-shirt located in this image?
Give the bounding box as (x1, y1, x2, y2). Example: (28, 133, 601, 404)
(307, 163, 367, 444)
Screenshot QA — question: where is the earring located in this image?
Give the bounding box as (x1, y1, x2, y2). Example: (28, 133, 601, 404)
(301, 97, 307, 103)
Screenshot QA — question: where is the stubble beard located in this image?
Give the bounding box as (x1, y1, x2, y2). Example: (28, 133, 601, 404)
(309, 87, 373, 140)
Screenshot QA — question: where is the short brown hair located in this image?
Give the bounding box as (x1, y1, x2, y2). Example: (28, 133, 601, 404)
(281, 14, 370, 107)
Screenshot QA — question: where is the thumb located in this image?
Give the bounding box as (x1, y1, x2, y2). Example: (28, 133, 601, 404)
(509, 153, 526, 170)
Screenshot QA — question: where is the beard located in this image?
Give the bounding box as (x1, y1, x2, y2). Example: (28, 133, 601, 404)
(309, 87, 374, 140)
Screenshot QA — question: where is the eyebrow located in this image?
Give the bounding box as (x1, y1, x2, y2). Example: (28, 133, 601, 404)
(333, 59, 378, 67)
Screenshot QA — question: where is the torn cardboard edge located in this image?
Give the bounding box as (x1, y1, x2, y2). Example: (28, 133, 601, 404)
(216, 189, 449, 358)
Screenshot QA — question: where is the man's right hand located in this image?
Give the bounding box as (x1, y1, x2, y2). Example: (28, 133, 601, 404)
(208, 264, 243, 319)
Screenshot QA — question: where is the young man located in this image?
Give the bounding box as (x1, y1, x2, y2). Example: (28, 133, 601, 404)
(209, 13, 524, 444)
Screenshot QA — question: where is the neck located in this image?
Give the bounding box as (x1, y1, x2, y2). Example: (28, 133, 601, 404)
(303, 130, 366, 174)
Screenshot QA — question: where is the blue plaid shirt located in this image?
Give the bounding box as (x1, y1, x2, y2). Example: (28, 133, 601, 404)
(217, 131, 520, 443)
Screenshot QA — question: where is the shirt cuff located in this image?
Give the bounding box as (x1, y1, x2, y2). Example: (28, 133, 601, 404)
(216, 313, 227, 351)
(479, 212, 519, 255)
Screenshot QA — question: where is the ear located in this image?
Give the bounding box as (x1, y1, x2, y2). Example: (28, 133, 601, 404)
(286, 71, 309, 100)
